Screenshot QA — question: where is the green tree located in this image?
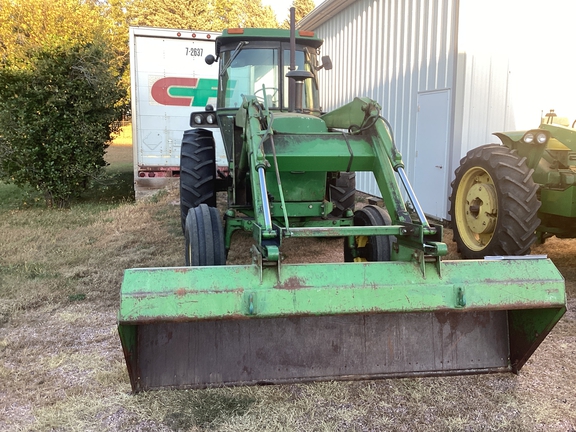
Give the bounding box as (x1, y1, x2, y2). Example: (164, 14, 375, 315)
(0, 0, 127, 207)
(126, 0, 278, 30)
(0, 0, 109, 61)
(281, 0, 316, 28)
(213, 0, 278, 28)
(0, 0, 285, 205)
(0, 0, 130, 109)
(0, 42, 124, 207)
(92, 0, 134, 113)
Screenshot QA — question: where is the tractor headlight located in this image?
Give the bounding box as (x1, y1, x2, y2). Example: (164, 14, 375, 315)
(189, 111, 218, 128)
(536, 132, 548, 144)
(522, 129, 549, 145)
(523, 132, 535, 144)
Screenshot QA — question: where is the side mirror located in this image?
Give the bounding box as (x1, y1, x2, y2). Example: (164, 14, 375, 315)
(315, 55, 332, 71)
(205, 54, 216, 65)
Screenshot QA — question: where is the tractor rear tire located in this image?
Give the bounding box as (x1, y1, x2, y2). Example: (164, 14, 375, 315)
(344, 205, 392, 262)
(330, 172, 356, 217)
(449, 144, 541, 259)
(184, 204, 226, 266)
(180, 129, 217, 233)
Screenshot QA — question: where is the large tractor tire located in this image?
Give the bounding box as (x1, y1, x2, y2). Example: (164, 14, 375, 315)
(180, 129, 217, 233)
(330, 172, 356, 217)
(344, 205, 393, 262)
(184, 204, 226, 266)
(449, 144, 541, 259)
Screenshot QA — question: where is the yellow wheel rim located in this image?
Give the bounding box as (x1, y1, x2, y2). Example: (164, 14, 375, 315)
(454, 166, 498, 252)
(353, 235, 368, 262)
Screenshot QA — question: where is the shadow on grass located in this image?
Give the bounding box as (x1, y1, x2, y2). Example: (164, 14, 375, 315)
(0, 182, 40, 210)
(0, 165, 134, 210)
(163, 391, 256, 430)
(77, 167, 135, 205)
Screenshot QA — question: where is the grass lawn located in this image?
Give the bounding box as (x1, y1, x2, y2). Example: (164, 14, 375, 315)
(0, 142, 574, 431)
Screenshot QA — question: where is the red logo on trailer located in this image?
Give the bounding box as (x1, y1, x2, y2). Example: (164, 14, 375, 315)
(150, 77, 217, 107)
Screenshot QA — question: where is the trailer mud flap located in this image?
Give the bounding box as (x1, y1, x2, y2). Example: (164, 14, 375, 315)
(118, 259, 565, 392)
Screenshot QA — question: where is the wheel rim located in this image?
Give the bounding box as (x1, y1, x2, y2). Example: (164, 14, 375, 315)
(454, 166, 498, 252)
(353, 235, 369, 262)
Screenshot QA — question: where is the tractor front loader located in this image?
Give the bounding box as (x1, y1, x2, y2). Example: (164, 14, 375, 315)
(118, 17, 565, 392)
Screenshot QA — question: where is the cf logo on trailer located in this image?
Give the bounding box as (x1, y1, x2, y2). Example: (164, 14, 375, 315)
(150, 77, 217, 107)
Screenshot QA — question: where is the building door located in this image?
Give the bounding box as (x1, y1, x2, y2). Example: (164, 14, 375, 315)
(413, 90, 451, 220)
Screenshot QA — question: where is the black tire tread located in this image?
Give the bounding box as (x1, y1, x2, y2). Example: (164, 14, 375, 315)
(185, 204, 225, 266)
(449, 144, 541, 258)
(180, 129, 216, 232)
(330, 172, 356, 217)
(344, 205, 392, 262)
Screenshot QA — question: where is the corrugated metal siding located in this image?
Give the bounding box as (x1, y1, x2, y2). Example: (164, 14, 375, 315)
(452, 53, 512, 163)
(313, 0, 458, 199)
(454, 0, 576, 129)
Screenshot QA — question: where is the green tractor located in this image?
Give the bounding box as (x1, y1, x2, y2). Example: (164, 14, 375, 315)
(117, 15, 565, 392)
(451, 110, 576, 258)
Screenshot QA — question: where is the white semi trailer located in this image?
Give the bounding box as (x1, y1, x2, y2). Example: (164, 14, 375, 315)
(129, 26, 226, 199)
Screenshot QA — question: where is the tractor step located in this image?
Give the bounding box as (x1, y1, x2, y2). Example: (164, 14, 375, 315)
(118, 259, 565, 392)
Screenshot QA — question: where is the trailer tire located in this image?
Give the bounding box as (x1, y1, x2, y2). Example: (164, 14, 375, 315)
(185, 204, 226, 266)
(330, 172, 356, 217)
(449, 144, 541, 258)
(180, 129, 217, 233)
(344, 205, 392, 262)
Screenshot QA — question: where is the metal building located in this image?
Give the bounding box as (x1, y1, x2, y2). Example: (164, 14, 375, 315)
(299, 0, 576, 220)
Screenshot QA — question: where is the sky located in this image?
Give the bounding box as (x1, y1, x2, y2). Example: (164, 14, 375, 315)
(262, 0, 326, 23)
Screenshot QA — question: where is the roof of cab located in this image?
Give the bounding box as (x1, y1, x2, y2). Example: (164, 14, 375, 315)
(216, 28, 323, 50)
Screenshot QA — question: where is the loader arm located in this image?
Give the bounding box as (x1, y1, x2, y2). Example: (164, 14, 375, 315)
(236, 95, 445, 265)
(236, 95, 281, 261)
(321, 97, 412, 226)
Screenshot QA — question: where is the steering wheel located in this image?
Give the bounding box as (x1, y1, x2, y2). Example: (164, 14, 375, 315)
(254, 87, 278, 106)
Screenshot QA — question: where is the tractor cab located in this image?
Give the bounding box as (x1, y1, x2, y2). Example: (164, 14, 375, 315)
(217, 33, 320, 112)
(212, 28, 325, 113)
(191, 28, 333, 209)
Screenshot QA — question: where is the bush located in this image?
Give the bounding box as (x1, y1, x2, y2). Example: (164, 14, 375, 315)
(0, 41, 124, 208)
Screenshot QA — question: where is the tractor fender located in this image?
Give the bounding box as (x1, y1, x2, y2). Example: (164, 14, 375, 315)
(493, 130, 527, 148)
(493, 129, 550, 170)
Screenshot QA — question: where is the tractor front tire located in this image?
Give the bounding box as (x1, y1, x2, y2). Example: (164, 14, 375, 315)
(449, 144, 541, 258)
(180, 129, 217, 233)
(344, 205, 392, 262)
(330, 172, 356, 217)
(184, 204, 226, 266)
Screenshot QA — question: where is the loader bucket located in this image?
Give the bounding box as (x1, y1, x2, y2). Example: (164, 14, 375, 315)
(118, 258, 565, 392)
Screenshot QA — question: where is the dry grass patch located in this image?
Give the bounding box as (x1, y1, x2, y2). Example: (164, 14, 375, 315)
(0, 189, 181, 318)
(111, 125, 133, 147)
(0, 166, 575, 431)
